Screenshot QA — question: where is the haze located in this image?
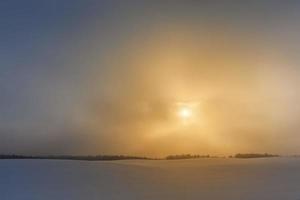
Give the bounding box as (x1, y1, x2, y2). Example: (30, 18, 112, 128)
(1, 1, 300, 156)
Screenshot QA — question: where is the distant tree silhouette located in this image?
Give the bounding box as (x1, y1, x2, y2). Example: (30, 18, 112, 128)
(235, 153, 279, 158)
(0, 153, 280, 161)
(0, 154, 151, 161)
(166, 154, 210, 160)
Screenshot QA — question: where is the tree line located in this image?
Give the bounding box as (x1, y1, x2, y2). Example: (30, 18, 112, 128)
(0, 153, 281, 161)
(234, 153, 279, 158)
(0, 154, 151, 161)
(166, 154, 210, 160)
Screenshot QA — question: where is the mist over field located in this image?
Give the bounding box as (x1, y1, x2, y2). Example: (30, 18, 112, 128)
(1, 158, 300, 200)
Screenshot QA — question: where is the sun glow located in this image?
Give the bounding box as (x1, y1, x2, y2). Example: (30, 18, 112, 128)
(175, 102, 201, 126)
(178, 106, 193, 120)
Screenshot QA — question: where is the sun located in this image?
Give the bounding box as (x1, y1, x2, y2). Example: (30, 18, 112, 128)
(175, 102, 200, 125)
(178, 106, 192, 120)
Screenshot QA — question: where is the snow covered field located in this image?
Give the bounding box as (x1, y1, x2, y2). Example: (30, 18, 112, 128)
(1, 158, 300, 200)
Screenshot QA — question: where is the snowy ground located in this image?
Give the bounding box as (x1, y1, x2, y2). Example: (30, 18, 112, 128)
(1, 158, 300, 200)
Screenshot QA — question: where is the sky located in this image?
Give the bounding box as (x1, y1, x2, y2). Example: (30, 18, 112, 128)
(1, 1, 300, 156)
